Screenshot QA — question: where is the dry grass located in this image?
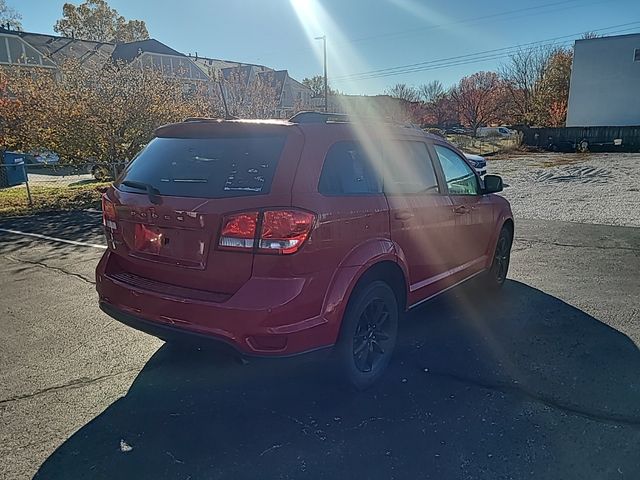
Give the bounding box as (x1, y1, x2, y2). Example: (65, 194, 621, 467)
(0, 182, 110, 217)
(446, 134, 523, 156)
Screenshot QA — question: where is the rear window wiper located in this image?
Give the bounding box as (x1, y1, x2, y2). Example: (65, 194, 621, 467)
(121, 180, 162, 205)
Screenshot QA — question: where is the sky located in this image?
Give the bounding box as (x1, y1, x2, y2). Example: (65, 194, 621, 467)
(12, 0, 640, 95)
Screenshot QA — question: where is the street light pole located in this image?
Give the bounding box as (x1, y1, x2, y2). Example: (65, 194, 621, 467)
(315, 35, 328, 112)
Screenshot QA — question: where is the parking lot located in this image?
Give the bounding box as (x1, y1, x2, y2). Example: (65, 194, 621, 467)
(1, 153, 639, 480)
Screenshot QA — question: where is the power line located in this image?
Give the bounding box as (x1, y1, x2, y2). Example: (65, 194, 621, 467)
(346, 0, 589, 45)
(333, 21, 640, 82)
(336, 21, 640, 80)
(252, 0, 605, 63)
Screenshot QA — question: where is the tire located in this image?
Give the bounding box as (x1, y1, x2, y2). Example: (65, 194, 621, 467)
(333, 280, 399, 390)
(486, 225, 513, 289)
(578, 140, 589, 153)
(92, 165, 109, 181)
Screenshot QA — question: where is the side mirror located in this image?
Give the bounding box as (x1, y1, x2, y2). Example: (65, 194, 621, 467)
(483, 174, 503, 194)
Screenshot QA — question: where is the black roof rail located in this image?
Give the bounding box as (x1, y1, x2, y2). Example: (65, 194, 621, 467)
(183, 117, 222, 122)
(288, 112, 350, 124)
(288, 111, 421, 131)
(183, 115, 240, 122)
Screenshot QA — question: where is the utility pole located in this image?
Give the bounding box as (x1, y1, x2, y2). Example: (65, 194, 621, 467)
(315, 35, 328, 112)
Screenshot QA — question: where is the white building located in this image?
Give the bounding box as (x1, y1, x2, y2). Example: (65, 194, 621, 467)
(566, 33, 640, 127)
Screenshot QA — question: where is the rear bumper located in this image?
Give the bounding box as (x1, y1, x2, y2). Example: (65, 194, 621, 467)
(96, 251, 337, 357)
(100, 302, 239, 354)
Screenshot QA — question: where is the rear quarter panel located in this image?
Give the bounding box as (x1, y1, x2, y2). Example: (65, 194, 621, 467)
(483, 194, 514, 267)
(253, 124, 393, 332)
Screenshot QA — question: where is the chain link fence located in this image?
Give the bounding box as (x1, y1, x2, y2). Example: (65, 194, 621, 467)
(0, 161, 127, 216)
(446, 133, 523, 156)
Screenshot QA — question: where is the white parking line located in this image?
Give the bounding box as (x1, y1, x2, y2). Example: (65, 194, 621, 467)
(0, 228, 107, 249)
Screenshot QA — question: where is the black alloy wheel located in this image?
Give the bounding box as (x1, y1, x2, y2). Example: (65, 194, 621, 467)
(334, 280, 399, 390)
(490, 226, 512, 287)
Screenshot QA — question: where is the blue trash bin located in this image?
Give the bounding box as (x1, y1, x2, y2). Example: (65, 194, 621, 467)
(1, 151, 28, 188)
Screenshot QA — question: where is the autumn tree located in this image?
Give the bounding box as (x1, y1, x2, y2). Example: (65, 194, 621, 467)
(0, 61, 218, 163)
(500, 44, 575, 126)
(54, 0, 149, 43)
(535, 49, 573, 126)
(0, 0, 21, 30)
(450, 71, 507, 135)
(1, 59, 284, 163)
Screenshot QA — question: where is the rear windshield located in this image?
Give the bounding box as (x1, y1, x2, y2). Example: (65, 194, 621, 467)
(117, 136, 286, 198)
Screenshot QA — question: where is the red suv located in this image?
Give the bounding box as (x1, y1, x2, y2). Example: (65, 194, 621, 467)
(96, 112, 513, 389)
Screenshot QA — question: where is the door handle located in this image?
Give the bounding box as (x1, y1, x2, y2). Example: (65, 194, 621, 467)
(394, 211, 414, 220)
(453, 205, 470, 215)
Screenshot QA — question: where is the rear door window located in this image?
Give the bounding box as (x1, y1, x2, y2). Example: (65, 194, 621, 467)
(383, 141, 440, 194)
(118, 136, 286, 198)
(318, 141, 382, 195)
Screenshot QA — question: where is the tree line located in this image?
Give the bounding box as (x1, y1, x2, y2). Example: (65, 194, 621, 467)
(0, 61, 280, 164)
(302, 40, 578, 133)
(0, 0, 591, 164)
(383, 44, 577, 133)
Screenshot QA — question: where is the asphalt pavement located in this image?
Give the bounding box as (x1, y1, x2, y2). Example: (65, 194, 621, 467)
(0, 212, 639, 480)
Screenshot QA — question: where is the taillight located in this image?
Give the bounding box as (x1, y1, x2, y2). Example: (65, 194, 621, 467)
(259, 210, 315, 254)
(218, 209, 315, 255)
(102, 195, 117, 230)
(219, 211, 259, 250)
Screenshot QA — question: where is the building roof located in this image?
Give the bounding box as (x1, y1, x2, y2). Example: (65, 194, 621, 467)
(191, 55, 274, 71)
(0, 26, 310, 108)
(112, 39, 184, 62)
(0, 27, 115, 69)
(574, 32, 640, 44)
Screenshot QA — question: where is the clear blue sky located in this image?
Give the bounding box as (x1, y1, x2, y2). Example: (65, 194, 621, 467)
(12, 0, 640, 94)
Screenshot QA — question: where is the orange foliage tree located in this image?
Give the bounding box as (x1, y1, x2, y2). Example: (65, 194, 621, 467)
(450, 71, 509, 134)
(1, 61, 223, 163)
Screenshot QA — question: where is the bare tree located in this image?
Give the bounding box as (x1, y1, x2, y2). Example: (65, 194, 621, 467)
(385, 83, 420, 103)
(418, 80, 445, 104)
(499, 46, 556, 125)
(302, 75, 335, 98)
(581, 31, 600, 39)
(417, 80, 454, 126)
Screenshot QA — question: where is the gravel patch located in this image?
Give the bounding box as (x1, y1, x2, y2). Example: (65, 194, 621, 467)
(487, 152, 640, 227)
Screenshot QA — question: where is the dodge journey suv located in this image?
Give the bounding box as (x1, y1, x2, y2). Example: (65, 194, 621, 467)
(96, 112, 513, 389)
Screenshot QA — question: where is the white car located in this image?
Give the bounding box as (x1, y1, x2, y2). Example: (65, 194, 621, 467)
(477, 126, 514, 138)
(464, 153, 487, 176)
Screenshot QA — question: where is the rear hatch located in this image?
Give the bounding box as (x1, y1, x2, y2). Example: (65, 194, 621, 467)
(104, 121, 303, 297)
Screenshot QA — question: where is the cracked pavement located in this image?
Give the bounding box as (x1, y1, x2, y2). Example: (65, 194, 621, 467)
(0, 212, 639, 479)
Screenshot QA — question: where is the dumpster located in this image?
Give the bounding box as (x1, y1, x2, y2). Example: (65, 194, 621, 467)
(0, 151, 28, 188)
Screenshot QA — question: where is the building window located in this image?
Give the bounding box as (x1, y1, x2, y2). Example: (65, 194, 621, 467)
(635, 48, 640, 62)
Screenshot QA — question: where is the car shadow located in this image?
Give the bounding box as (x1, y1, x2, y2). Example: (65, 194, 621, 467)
(0, 211, 104, 255)
(35, 280, 640, 479)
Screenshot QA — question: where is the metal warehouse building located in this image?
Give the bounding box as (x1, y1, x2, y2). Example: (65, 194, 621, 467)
(566, 33, 640, 127)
